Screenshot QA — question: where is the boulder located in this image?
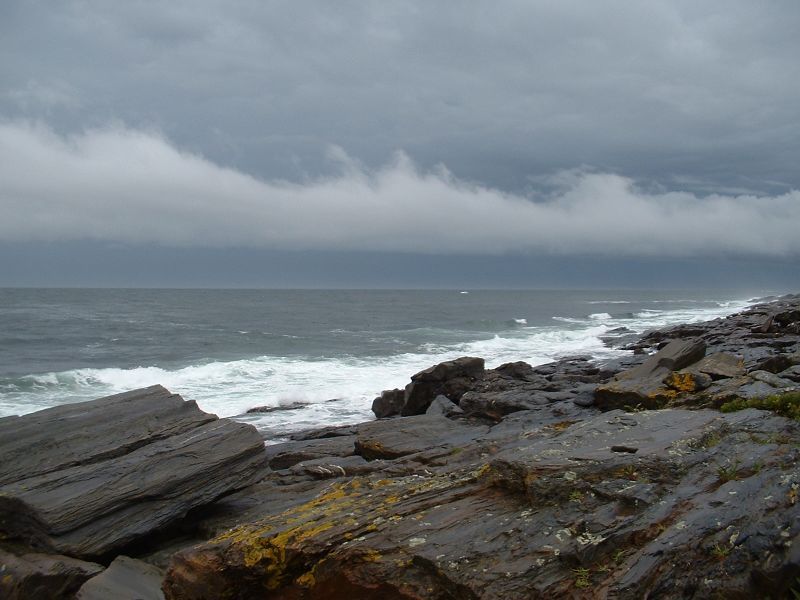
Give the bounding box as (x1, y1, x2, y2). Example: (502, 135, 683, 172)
(76, 556, 164, 600)
(0, 549, 103, 600)
(370, 388, 404, 419)
(401, 356, 485, 416)
(493, 361, 538, 381)
(594, 339, 706, 410)
(0, 388, 267, 559)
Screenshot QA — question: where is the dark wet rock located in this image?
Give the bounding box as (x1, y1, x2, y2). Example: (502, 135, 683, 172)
(594, 339, 706, 410)
(371, 388, 404, 419)
(76, 556, 164, 600)
(493, 361, 539, 381)
(186, 479, 337, 540)
(664, 369, 713, 392)
(401, 356, 485, 415)
(782, 365, 800, 383)
(290, 424, 359, 440)
(11, 295, 800, 599)
(459, 388, 550, 420)
(736, 380, 786, 399)
(692, 352, 745, 379)
(0, 385, 216, 487)
(749, 369, 798, 389)
(703, 376, 758, 404)
(425, 394, 464, 417)
(266, 436, 356, 470)
(775, 308, 800, 327)
(162, 408, 800, 600)
(750, 353, 794, 374)
(0, 388, 266, 559)
(751, 314, 776, 333)
(246, 402, 306, 414)
(573, 391, 596, 407)
(288, 456, 375, 480)
(0, 548, 103, 600)
(354, 414, 488, 461)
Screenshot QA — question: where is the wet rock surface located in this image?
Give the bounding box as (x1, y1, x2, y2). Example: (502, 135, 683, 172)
(0, 386, 267, 562)
(3, 295, 800, 598)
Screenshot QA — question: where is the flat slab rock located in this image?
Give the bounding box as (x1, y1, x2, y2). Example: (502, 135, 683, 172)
(0, 385, 216, 486)
(354, 413, 489, 460)
(162, 407, 800, 599)
(594, 339, 707, 409)
(0, 386, 267, 559)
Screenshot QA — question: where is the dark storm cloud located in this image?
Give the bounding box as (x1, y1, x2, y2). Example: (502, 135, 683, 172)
(2, 1, 799, 193)
(1, 1, 799, 270)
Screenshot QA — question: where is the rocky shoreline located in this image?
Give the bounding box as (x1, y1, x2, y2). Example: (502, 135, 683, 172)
(2, 295, 800, 598)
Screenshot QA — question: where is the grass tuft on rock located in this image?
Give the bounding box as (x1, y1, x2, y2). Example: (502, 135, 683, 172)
(720, 392, 800, 421)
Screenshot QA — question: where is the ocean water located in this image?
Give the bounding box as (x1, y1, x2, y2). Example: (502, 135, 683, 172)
(0, 289, 756, 438)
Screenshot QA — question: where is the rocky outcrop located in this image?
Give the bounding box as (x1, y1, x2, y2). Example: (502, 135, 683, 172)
(594, 339, 707, 409)
(371, 357, 485, 417)
(0, 385, 216, 486)
(5, 295, 800, 599)
(0, 386, 267, 560)
(371, 388, 405, 418)
(163, 407, 800, 599)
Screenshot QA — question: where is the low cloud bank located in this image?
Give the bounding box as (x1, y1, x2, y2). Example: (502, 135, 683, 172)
(1, 121, 797, 257)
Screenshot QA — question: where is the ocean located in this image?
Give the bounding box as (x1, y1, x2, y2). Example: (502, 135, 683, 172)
(0, 288, 757, 439)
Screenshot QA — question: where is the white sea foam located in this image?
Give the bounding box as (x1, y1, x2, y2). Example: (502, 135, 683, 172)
(514, 318, 527, 325)
(0, 297, 754, 436)
(588, 312, 613, 320)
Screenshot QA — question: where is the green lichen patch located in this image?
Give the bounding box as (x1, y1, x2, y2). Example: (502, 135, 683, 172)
(720, 392, 800, 421)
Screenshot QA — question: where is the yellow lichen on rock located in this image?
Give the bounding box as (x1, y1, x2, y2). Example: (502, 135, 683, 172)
(665, 372, 698, 393)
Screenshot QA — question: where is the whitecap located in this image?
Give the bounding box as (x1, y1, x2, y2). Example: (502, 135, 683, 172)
(588, 313, 612, 320)
(0, 296, 756, 436)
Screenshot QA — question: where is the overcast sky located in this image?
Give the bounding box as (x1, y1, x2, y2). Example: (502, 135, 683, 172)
(1, 1, 798, 287)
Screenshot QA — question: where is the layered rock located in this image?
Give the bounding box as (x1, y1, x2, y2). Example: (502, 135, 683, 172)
(0, 386, 267, 559)
(163, 408, 800, 599)
(594, 339, 707, 409)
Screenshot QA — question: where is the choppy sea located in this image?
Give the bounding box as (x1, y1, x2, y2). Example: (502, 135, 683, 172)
(0, 288, 762, 438)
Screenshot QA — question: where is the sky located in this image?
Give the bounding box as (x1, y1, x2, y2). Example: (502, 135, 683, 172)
(1, 1, 798, 289)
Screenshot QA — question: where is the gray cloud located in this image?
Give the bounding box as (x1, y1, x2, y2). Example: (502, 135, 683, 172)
(1, 1, 799, 195)
(1, 121, 797, 257)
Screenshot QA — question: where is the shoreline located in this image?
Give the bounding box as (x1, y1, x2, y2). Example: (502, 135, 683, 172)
(1, 294, 799, 598)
